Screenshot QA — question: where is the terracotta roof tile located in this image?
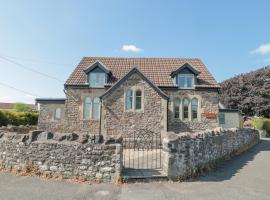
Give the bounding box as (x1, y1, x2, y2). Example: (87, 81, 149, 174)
(65, 57, 220, 88)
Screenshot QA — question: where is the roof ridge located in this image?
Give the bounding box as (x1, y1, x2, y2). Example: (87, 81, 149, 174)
(82, 56, 201, 60)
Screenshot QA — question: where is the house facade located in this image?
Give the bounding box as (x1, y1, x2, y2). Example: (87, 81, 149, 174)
(36, 57, 220, 138)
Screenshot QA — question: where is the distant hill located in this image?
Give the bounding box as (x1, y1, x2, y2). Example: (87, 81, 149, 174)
(220, 66, 270, 118)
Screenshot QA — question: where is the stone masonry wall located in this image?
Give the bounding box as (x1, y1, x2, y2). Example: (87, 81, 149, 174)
(162, 128, 260, 180)
(0, 129, 122, 183)
(166, 89, 219, 133)
(103, 73, 167, 137)
(38, 88, 105, 134)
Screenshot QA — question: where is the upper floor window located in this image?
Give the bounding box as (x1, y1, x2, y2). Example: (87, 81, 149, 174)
(125, 89, 133, 111)
(89, 73, 106, 87)
(84, 96, 91, 119)
(93, 97, 100, 119)
(178, 74, 194, 89)
(54, 108, 61, 120)
(173, 98, 180, 118)
(135, 90, 142, 110)
(191, 98, 198, 120)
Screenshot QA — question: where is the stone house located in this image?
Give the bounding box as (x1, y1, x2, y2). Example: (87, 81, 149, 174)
(36, 57, 221, 138)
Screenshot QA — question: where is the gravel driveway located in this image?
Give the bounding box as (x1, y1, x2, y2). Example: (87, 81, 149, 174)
(0, 138, 270, 200)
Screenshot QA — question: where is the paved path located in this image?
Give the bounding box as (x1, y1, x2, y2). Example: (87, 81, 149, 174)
(1, 138, 270, 200)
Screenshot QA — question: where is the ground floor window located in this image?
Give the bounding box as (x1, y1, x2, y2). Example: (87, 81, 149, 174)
(172, 96, 201, 121)
(54, 108, 61, 120)
(219, 113, 225, 124)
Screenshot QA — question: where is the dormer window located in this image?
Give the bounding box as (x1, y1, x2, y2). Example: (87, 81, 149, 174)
(178, 74, 194, 89)
(84, 61, 112, 88)
(89, 73, 106, 87)
(171, 63, 199, 89)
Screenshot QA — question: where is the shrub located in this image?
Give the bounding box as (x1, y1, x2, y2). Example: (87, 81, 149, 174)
(252, 118, 265, 130)
(0, 110, 8, 126)
(0, 111, 38, 126)
(263, 120, 270, 133)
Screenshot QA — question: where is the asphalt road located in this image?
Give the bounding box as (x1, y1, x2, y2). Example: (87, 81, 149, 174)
(0, 138, 270, 200)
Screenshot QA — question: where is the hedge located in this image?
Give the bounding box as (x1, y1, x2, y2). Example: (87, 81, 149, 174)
(253, 118, 270, 133)
(0, 110, 38, 126)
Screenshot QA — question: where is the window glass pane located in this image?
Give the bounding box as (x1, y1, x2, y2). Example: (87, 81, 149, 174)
(191, 98, 198, 119)
(84, 97, 91, 119)
(178, 75, 194, 88)
(93, 97, 100, 119)
(178, 76, 185, 88)
(126, 89, 133, 111)
(54, 108, 61, 120)
(183, 98, 189, 119)
(186, 76, 193, 88)
(135, 90, 142, 110)
(219, 113, 225, 124)
(173, 99, 180, 118)
(90, 73, 105, 87)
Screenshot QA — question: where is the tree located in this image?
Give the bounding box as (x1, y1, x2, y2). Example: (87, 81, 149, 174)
(13, 103, 33, 112)
(220, 66, 270, 118)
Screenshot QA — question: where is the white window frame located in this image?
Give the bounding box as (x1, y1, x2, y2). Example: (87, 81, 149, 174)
(178, 74, 195, 89)
(83, 96, 91, 120)
(124, 87, 144, 112)
(92, 97, 100, 120)
(53, 108, 61, 120)
(219, 113, 226, 124)
(89, 72, 106, 88)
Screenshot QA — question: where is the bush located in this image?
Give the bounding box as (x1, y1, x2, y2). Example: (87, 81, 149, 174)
(252, 118, 270, 133)
(263, 120, 270, 133)
(0, 110, 38, 126)
(252, 118, 265, 130)
(0, 110, 8, 126)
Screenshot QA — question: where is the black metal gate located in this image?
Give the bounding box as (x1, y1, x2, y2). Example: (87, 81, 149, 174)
(122, 129, 162, 170)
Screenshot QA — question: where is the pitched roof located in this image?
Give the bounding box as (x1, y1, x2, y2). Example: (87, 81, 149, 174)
(100, 67, 169, 100)
(65, 57, 220, 88)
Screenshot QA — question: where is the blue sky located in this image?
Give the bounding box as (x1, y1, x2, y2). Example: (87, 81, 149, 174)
(1, 0, 270, 104)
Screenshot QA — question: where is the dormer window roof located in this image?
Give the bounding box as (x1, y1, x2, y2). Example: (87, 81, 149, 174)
(170, 63, 200, 78)
(84, 61, 111, 88)
(84, 60, 112, 75)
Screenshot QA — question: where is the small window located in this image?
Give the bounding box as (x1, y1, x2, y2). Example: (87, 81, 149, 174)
(191, 98, 198, 120)
(135, 90, 142, 110)
(125, 89, 133, 111)
(219, 113, 225, 124)
(183, 98, 190, 120)
(84, 96, 91, 119)
(93, 97, 100, 119)
(173, 98, 180, 118)
(54, 108, 61, 120)
(178, 74, 194, 89)
(89, 73, 106, 87)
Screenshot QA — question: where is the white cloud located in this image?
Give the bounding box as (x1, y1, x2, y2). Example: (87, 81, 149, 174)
(251, 43, 270, 55)
(121, 44, 143, 52)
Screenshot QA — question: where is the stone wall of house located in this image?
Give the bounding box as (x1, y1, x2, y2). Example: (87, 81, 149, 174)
(166, 89, 219, 133)
(162, 128, 260, 180)
(102, 73, 167, 137)
(0, 129, 122, 183)
(38, 103, 66, 132)
(38, 88, 105, 134)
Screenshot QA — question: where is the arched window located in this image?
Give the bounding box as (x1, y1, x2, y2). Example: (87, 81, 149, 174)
(135, 90, 142, 110)
(191, 98, 198, 120)
(84, 96, 91, 119)
(125, 89, 133, 111)
(173, 98, 180, 118)
(183, 98, 190, 120)
(93, 97, 100, 119)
